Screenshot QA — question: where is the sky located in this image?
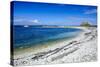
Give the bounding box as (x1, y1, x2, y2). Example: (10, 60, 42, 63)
(12, 1, 97, 26)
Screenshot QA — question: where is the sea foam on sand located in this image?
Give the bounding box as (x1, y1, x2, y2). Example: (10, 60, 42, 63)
(13, 27, 97, 66)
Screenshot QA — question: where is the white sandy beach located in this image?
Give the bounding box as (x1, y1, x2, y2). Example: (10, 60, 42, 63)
(13, 27, 97, 66)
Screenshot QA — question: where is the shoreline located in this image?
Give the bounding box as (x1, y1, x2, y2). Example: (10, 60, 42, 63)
(12, 27, 97, 66)
(13, 27, 84, 58)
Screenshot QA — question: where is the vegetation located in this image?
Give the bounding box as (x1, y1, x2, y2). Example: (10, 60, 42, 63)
(80, 21, 91, 27)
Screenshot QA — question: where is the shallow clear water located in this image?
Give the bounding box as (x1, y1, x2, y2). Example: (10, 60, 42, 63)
(13, 26, 82, 49)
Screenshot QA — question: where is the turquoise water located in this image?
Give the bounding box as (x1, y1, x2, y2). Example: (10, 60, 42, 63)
(13, 26, 82, 49)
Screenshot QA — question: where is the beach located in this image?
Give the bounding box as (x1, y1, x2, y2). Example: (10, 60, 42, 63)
(12, 27, 97, 66)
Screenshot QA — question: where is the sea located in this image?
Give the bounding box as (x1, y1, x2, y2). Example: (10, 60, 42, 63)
(13, 26, 82, 49)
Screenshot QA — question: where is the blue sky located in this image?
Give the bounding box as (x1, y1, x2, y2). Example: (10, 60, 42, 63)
(12, 1, 97, 26)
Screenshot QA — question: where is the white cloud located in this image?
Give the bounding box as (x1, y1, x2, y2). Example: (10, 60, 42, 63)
(14, 19, 39, 23)
(14, 18, 39, 25)
(30, 19, 39, 23)
(84, 9, 97, 14)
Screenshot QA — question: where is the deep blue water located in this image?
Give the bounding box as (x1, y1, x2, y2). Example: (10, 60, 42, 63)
(13, 26, 82, 49)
